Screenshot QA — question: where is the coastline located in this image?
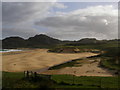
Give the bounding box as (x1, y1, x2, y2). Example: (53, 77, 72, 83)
(0, 49, 23, 53)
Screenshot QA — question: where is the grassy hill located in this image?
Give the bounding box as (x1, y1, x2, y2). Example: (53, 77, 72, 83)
(2, 34, 119, 49)
(2, 34, 62, 49)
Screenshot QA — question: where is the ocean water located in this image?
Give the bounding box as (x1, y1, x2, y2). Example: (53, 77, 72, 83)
(0, 49, 22, 52)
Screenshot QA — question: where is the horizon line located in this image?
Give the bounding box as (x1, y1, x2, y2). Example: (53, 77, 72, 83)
(1, 34, 119, 41)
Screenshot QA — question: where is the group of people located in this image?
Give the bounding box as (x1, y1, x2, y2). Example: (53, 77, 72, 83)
(24, 71, 38, 78)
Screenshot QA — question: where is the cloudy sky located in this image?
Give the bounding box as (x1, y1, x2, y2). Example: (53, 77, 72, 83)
(2, 1, 118, 40)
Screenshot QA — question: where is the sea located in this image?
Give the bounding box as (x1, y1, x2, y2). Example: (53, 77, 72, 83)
(0, 49, 22, 52)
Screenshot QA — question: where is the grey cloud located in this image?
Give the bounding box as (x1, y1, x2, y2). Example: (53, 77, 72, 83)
(2, 2, 67, 39)
(35, 5, 118, 40)
(2, 2, 118, 40)
(2, 2, 53, 38)
(2, 2, 53, 24)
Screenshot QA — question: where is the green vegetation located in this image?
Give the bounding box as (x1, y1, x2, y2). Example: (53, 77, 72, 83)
(51, 75, 120, 88)
(50, 40, 118, 51)
(3, 72, 24, 88)
(49, 59, 82, 70)
(3, 72, 120, 88)
(100, 58, 120, 70)
(2, 34, 61, 49)
(100, 47, 120, 70)
(2, 72, 53, 88)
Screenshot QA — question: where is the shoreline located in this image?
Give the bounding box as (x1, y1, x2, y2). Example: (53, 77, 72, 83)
(0, 49, 23, 53)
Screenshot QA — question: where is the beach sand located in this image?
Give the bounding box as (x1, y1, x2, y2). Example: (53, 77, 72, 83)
(41, 58, 115, 77)
(2, 49, 98, 72)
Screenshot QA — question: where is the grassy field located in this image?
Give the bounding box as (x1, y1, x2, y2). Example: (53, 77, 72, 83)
(51, 75, 120, 88)
(2, 72, 53, 88)
(2, 72, 120, 88)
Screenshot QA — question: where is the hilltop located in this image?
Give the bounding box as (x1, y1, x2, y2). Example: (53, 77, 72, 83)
(2, 34, 119, 49)
(2, 34, 61, 49)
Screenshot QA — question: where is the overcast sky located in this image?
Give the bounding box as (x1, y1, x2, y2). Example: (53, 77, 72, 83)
(2, 1, 118, 40)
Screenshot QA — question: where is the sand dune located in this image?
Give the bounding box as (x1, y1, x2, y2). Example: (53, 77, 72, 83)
(42, 58, 115, 77)
(2, 49, 98, 72)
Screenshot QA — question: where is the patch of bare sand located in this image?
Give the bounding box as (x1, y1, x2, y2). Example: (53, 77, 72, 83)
(2, 49, 98, 72)
(41, 59, 115, 77)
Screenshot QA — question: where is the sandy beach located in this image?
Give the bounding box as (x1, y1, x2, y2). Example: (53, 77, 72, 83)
(41, 58, 115, 77)
(2, 49, 98, 72)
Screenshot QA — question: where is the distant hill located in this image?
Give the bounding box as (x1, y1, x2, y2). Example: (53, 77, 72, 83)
(26, 34, 61, 48)
(2, 37, 26, 49)
(78, 38, 108, 44)
(2, 34, 119, 49)
(2, 34, 62, 49)
(65, 38, 108, 46)
(78, 38, 98, 44)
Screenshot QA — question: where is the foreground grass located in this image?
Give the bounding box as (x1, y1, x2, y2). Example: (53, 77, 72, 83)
(2, 72, 120, 88)
(2, 72, 53, 88)
(51, 75, 120, 88)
